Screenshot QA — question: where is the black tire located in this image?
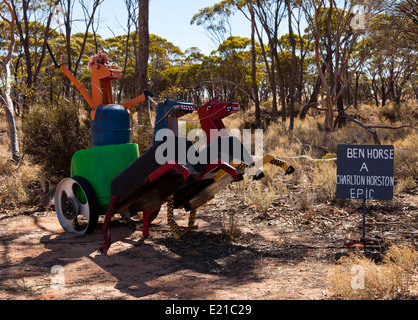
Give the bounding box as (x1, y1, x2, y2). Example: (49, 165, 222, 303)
(55, 176, 99, 234)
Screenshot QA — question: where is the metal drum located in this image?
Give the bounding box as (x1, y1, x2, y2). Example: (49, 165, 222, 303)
(91, 104, 130, 146)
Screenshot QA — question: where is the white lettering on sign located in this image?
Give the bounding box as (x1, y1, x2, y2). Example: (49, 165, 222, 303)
(350, 188, 375, 199)
(346, 147, 394, 160)
(337, 175, 394, 186)
(359, 162, 369, 172)
(337, 144, 394, 200)
(347, 147, 365, 159)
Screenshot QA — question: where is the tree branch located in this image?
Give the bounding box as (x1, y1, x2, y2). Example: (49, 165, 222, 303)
(336, 113, 381, 145)
(369, 125, 418, 130)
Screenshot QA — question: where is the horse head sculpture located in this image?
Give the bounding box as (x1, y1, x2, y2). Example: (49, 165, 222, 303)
(153, 97, 194, 143)
(198, 99, 239, 144)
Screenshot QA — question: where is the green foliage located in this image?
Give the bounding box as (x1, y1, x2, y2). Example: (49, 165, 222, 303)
(22, 103, 91, 182)
(1, 0, 415, 141)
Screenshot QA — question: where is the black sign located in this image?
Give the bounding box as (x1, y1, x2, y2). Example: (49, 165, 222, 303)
(336, 144, 394, 200)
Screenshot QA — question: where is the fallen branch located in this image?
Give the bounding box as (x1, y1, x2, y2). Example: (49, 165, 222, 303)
(336, 113, 381, 145)
(280, 155, 337, 162)
(368, 125, 418, 130)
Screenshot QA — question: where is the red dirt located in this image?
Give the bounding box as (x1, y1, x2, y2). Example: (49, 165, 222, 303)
(0, 186, 417, 300)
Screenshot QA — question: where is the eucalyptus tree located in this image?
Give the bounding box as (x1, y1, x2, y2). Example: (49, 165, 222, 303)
(365, 11, 418, 106)
(192, 0, 280, 125)
(11, 0, 59, 114)
(0, 0, 20, 161)
(298, 0, 395, 131)
(136, 0, 149, 98)
(192, 0, 307, 129)
(58, 0, 103, 101)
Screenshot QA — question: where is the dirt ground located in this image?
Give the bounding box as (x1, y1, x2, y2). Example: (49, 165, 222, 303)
(0, 183, 417, 301)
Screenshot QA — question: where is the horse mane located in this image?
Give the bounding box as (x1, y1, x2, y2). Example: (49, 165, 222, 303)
(88, 52, 109, 67)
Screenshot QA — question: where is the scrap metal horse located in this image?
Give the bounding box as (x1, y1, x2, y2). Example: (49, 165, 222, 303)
(143, 98, 243, 239)
(165, 99, 295, 239)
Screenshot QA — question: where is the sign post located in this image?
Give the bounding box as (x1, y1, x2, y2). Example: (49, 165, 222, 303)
(362, 199, 366, 238)
(336, 144, 394, 238)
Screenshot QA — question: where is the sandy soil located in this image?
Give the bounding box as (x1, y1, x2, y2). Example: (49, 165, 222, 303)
(0, 184, 417, 300)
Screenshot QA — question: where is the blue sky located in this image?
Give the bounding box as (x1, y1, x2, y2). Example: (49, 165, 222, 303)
(71, 0, 251, 55)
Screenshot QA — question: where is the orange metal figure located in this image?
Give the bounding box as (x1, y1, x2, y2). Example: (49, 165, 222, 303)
(48, 46, 151, 120)
(88, 52, 122, 107)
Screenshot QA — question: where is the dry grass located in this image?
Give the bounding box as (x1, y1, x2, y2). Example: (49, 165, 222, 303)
(0, 113, 45, 207)
(225, 103, 417, 208)
(232, 171, 287, 214)
(0, 148, 43, 207)
(395, 176, 416, 195)
(393, 134, 418, 180)
(329, 244, 418, 300)
(247, 181, 280, 213)
(311, 159, 337, 203)
(1, 101, 417, 210)
(220, 210, 241, 240)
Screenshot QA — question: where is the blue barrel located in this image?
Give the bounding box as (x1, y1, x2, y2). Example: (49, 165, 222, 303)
(91, 104, 131, 147)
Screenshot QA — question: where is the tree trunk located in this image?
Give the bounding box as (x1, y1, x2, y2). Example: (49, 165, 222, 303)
(299, 54, 329, 119)
(253, 0, 283, 120)
(381, 77, 387, 106)
(1, 0, 20, 161)
(334, 79, 346, 128)
(118, 0, 135, 103)
(3, 61, 20, 161)
(249, 2, 260, 127)
(12, 0, 57, 115)
(286, 0, 297, 130)
(354, 72, 359, 109)
(371, 75, 379, 106)
(324, 3, 334, 131)
(135, 0, 150, 121)
(74, 0, 103, 75)
(272, 48, 287, 123)
(137, 0, 149, 95)
(257, 33, 277, 118)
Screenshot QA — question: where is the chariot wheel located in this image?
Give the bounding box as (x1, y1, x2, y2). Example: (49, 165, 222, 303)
(120, 206, 160, 224)
(55, 176, 99, 234)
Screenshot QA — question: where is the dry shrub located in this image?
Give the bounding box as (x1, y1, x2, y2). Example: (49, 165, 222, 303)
(22, 103, 91, 182)
(247, 181, 279, 213)
(393, 134, 418, 181)
(258, 163, 281, 186)
(297, 190, 313, 213)
(311, 159, 337, 203)
(381, 104, 400, 123)
(222, 109, 246, 132)
(0, 152, 43, 206)
(330, 244, 418, 300)
(221, 210, 241, 241)
(0, 151, 14, 176)
(330, 122, 376, 148)
(0, 177, 28, 206)
(263, 121, 292, 154)
(232, 174, 247, 199)
(394, 176, 415, 194)
(232, 172, 286, 214)
(292, 116, 325, 153)
(380, 102, 418, 123)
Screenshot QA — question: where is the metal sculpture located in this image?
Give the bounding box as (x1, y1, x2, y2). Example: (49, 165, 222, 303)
(47, 45, 295, 254)
(164, 100, 295, 239)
